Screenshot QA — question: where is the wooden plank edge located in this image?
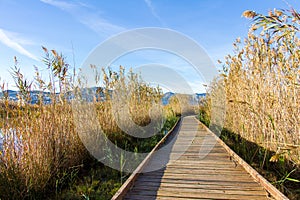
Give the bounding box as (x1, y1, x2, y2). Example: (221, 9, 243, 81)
(194, 117, 289, 200)
(111, 117, 182, 200)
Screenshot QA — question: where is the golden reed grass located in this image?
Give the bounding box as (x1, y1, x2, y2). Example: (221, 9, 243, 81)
(0, 48, 177, 199)
(204, 9, 300, 165)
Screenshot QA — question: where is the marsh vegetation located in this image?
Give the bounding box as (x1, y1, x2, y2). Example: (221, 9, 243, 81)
(199, 8, 300, 199)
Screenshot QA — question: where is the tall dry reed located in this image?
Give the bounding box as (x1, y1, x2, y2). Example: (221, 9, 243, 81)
(0, 48, 174, 199)
(204, 8, 300, 165)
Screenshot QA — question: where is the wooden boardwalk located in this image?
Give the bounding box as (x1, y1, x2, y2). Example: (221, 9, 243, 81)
(112, 116, 288, 200)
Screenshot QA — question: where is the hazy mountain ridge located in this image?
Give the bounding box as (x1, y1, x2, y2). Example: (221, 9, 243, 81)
(161, 92, 206, 105)
(0, 89, 205, 105)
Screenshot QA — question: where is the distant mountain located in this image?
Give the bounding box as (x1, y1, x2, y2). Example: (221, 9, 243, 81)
(161, 92, 175, 105)
(191, 93, 206, 105)
(0, 87, 107, 104)
(0, 90, 52, 104)
(195, 93, 206, 100)
(0, 89, 206, 105)
(161, 92, 206, 105)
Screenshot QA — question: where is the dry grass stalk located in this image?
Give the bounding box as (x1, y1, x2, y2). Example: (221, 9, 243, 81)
(204, 9, 300, 165)
(0, 49, 177, 199)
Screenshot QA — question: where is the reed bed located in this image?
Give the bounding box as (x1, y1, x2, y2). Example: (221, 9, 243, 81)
(0, 48, 178, 199)
(200, 8, 300, 198)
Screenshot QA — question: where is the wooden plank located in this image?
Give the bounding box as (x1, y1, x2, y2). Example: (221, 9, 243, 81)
(127, 190, 268, 200)
(125, 194, 267, 200)
(133, 180, 267, 190)
(132, 185, 267, 195)
(136, 176, 261, 184)
(134, 178, 267, 187)
(140, 172, 256, 180)
(143, 170, 251, 176)
(168, 159, 239, 163)
(163, 167, 246, 173)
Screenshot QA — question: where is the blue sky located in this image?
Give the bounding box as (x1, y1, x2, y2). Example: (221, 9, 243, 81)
(0, 0, 299, 92)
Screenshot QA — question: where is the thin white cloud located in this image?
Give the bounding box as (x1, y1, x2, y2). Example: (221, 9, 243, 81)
(4, 30, 37, 46)
(0, 29, 39, 61)
(76, 1, 95, 9)
(40, 0, 125, 35)
(40, 0, 76, 11)
(79, 13, 125, 34)
(144, 0, 165, 25)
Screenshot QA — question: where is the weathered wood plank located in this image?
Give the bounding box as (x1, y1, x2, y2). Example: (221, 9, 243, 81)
(127, 190, 268, 200)
(133, 180, 267, 190)
(133, 178, 267, 187)
(136, 176, 262, 185)
(136, 180, 264, 191)
(132, 185, 267, 195)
